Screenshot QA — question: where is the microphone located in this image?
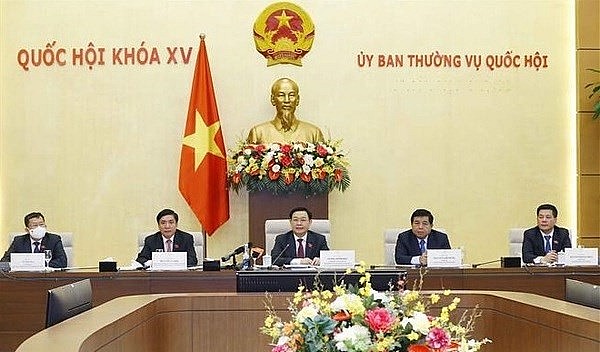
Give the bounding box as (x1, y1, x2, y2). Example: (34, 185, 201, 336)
(270, 243, 290, 268)
(472, 259, 501, 268)
(221, 244, 247, 262)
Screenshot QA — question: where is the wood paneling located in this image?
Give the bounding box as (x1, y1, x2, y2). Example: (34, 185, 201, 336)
(2, 268, 600, 351)
(579, 175, 600, 236)
(576, 0, 600, 49)
(15, 292, 600, 352)
(577, 113, 600, 175)
(576, 51, 600, 112)
(576, 0, 600, 244)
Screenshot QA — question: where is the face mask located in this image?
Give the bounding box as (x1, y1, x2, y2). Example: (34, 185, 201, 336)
(29, 226, 46, 240)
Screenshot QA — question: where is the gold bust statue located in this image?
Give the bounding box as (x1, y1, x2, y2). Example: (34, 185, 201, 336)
(246, 78, 325, 144)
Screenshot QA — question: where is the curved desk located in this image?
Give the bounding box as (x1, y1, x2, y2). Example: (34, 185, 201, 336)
(15, 291, 599, 352)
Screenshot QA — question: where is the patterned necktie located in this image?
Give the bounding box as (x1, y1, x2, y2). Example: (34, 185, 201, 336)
(166, 239, 172, 252)
(297, 239, 305, 258)
(419, 239, 426, 254)
(33, 242, 41, 253)
(544, 236, 551, 253)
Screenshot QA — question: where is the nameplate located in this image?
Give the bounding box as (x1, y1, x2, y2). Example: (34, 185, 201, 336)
(427, 249, 462, 268)
(320, 250, 355, 269)
(10, 253, 45, 271)
(563, 248, 598, 266)
(151, 252, 187, 270)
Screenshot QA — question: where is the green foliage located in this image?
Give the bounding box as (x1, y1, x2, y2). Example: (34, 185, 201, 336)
(584, 68, 600, 119)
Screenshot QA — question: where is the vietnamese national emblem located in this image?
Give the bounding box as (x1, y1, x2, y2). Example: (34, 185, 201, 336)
(253, 2, 315, 66)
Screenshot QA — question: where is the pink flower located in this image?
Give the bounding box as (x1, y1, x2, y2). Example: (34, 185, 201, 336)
(271, 345, 292, 352)
(426, 327, 451, 349)
(365, 307, 395, 333)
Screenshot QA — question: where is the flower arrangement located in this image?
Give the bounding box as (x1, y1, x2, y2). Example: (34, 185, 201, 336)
(227, 140, 350, 196)
(261, 264, 491, 352)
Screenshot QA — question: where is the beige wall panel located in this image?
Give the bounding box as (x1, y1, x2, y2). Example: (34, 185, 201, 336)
(0, 0, 577, 266)
(577, 113, 600, 174)
(576, 0, 600, 49)
(576, 51, 600, 112)
(578, 175, 600, 236)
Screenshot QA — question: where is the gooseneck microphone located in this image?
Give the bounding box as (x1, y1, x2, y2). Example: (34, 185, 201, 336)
(472, 259, 501, 268)
(221, 244, 246, 262)
(271, 243, 290, 267)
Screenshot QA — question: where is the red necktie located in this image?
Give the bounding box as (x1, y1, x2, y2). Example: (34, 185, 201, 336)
(297, 239, 305, 258)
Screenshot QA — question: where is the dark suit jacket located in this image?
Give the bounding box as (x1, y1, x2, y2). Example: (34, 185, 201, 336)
(271, 230, 329, 266)
(521, 226, 571, 263)
(394, 229, 451, 265)
(1, 233, 67, 268)
(136, 230, 198, 267)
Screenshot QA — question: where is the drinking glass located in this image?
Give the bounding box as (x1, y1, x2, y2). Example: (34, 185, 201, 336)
(44, 250, 52, 268)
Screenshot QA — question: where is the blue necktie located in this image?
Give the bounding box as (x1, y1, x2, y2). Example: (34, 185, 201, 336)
(544, 236, 551, 253)
(419, 239, 426, 254)
(33, 242, 41, 253)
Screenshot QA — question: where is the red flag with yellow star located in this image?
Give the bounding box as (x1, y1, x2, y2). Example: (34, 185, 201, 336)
(179, 36, 229, 235)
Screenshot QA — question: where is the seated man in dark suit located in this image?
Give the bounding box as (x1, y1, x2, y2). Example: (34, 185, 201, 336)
(136, 209, 198, 267)
(522, 203, 571, 264)
(271, 207, 329, 266)
(394, 208, 451, 265)
(1, 212, 67, 268)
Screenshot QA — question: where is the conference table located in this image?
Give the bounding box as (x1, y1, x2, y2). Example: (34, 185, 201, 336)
(1, 265, 598, 352)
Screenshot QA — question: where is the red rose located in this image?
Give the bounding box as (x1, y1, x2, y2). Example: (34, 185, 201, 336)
(232, 173, 241, 184)
(316, 145, 328, 156)
(280, 155, 293, 167)
(365, 307, 395, 333)
(281, 144, 292, 153)
(300, 173, 312, 183)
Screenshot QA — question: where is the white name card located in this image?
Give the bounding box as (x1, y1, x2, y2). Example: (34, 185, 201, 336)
(320, 250, 355, 269)
(10, 253, 45, 271)
(427, 249, 462, 268)
(563, 248, 598, 266)
(151, 252, 187, 270)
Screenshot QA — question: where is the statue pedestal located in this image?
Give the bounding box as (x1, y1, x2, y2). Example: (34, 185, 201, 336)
(248, 192, 328, 249)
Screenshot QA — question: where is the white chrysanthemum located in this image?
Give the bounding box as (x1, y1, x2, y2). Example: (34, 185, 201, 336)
(303, 154, 314, 166)
(269, 143, 280, 152)
(401, 311, 430, 334)
(271, 164, 281, 172)
(372, 290, 391, 303)
(243, 148, 252, 155)
(295, 305, 318, 323)
(330, 293, 362, 312)
(236, 155, 247, 165)
(334, 325, 373, 352)
(302, 164, 311, 174)
(292, 143, 304, 151)
(276, 335, 290, 346)
(305, 143, 316, 152)
(326, 146, 334, 154)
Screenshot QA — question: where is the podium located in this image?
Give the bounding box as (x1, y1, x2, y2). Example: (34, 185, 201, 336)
(248, 191, 328, 249)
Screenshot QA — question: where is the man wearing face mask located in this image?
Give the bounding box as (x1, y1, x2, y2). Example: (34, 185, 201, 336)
(1, 212, 67, 268)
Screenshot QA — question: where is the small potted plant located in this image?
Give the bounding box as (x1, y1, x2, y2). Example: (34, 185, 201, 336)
(584, 68, 600, 119)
